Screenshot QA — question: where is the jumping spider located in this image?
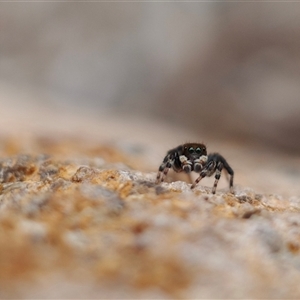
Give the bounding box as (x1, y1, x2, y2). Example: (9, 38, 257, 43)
(155, 143, 234, 194)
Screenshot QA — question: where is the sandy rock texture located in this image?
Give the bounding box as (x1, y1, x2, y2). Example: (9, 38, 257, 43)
(0, 133, 300, 299)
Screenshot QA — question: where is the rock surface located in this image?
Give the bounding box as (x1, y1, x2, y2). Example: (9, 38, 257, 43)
(0, 134, 300, 299)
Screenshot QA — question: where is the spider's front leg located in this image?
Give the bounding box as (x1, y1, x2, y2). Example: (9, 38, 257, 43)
(155, 157, 172, 184)
(155, 147, 180, 183)
(191, 153, 234, 194)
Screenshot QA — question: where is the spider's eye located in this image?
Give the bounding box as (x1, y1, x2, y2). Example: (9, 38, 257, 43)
(195, 147, 202, 154)
(188, 147, 194, 154)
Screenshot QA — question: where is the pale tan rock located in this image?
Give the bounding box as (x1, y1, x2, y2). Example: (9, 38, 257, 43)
(0, 135, 300, 299)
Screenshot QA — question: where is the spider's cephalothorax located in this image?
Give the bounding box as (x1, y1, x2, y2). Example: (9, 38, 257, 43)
(155, 143, 234, 194)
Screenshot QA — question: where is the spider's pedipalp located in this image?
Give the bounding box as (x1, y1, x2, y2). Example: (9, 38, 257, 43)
(179, 155, 193, 173)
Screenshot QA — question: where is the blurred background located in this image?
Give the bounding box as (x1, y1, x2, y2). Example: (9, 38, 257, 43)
(1, 2, 300, 153)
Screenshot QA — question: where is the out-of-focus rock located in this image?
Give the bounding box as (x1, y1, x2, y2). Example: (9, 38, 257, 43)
(0, 136, 300, 299)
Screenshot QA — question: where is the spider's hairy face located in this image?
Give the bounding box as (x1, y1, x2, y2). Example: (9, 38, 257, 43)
(182, 143, 207, 160)
(178, 143, 208, 174)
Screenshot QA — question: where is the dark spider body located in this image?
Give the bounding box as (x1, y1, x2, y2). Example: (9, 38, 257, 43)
(155, 143, 234, 194)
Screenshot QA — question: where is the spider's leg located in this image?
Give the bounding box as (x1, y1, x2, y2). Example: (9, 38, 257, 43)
(190, 173, 205, 189)
(155, 169, 163, 184)
(161, 161, 172, 182)
(155, 160, 172, 184)
(211, 162, 223, 194)
(187, 172, 194, 184)
(229, 174, 234, 193)
(210, 153, 234, 194)
(223, 160, 234, 193)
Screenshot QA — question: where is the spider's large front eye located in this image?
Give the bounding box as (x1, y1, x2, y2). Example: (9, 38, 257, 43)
(195, 147, 202, 154)
(188, 147, 194, 154)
